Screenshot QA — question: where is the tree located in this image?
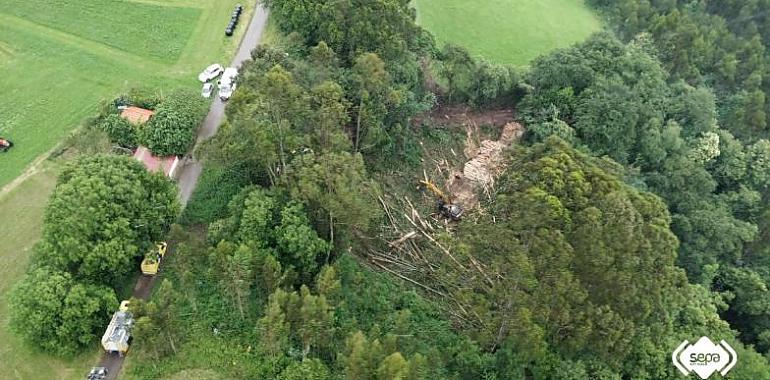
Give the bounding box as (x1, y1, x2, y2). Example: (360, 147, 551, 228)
(34, 155, 179, 285)
(257, 291, 290, 358)
(437, 44, 473, 103)
(238, 189, 278, 245)
(209, 242, 255, 319)
(98, 113, 137, 148)
(351, 53, 389, 152)
(129, 279, 183, 358)
(265, 0, 427, 63)
(309, 81, 351, 153)
(340, 330, 422, 380)
(453, 138, 691, 374)
(285, 151, 377, 249)
(746, 139, 770, 190)
(275, 201, 329, 282)
(467, 59, 517, 107)
(8, 268, 117, 356)
(296, 285, 334, 358)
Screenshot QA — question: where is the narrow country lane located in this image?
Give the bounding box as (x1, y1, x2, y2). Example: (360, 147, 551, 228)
(95, 4, 270, 379)
(179, 3, 270, 205)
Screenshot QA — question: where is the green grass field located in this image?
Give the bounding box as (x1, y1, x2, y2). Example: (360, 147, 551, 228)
(414, 0, 601, 66)
(0, 0, 257, 378)
(0, 0, 254, 189)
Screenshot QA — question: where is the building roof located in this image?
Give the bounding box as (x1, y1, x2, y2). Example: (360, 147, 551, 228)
(120, 106, 155, 124)
(133, 146, 180, 178)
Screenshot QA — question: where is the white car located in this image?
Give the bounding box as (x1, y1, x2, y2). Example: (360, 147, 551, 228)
(220, 67, 238, 85)
(219, 82, 236, 100)
(198, 64, 224, 82)
(201, 83, 214, 98)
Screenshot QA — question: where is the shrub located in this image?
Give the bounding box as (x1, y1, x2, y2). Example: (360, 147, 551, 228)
(99, 113, 137, 148)
(140, 89, 208, 156)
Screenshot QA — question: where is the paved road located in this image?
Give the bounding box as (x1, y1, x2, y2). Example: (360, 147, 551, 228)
(180, 3, 270, 205)
(95, 4, 269, 380)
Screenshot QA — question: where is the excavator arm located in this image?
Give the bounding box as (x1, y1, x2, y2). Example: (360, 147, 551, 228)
(419, 180, 463, 220)
(419, 180, 450, 204)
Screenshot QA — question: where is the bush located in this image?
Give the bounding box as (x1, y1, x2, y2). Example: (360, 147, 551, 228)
(140, 89, 208, 156)
(98, 113, 138, 148)
(180, 164, 259, 225)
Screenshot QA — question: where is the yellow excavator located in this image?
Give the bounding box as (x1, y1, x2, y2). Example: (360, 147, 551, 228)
(419, 180, 463, 220)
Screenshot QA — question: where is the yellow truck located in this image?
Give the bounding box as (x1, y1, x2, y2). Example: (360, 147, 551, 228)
(101, 300, 132, 356)
(140, 242, 168, 275)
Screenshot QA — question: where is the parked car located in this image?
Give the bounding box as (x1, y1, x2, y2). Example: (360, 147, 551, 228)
(86, 367, 108, 380)
(198, 63, 223, 82)
(221, 67, 238, 85)
(201, 83, 214, 98)
(219, 82, 237, 101)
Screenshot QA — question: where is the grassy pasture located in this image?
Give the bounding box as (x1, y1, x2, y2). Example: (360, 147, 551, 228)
(0, 0, 254, 189)
(414, 0, 601, 66)
(2, 0, 202, 62)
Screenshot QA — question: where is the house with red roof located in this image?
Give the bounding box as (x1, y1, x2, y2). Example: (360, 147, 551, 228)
(120, 106, 155, 124)
(132, 146, 180, 179)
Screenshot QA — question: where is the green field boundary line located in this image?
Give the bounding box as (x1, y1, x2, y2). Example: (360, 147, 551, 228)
(125, 0, 208, 9)
(0, 13, 169, 71)
(172, 2, 216, 70)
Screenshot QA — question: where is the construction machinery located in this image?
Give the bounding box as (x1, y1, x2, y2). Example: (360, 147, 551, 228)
(140, 242, 168, 275)
(101, 300, 133, 356)
(0, 138, 13, 152)
(419, 180, 463, 220)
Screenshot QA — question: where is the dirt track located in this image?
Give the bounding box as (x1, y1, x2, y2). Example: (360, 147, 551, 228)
(93, 4, 269, 380)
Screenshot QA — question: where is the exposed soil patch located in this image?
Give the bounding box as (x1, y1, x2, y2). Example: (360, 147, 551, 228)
(413, 105, 515, 130)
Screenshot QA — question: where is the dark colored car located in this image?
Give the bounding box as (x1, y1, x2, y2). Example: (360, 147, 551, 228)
(86, 367, 108, 380)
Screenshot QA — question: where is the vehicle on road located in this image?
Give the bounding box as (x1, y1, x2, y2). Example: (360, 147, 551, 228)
(141, 242, 168, 275)
(101, 300, 133, 356)
(218, 68, 238, 100)
(201, 83, 214, 98)
(198, 63, 223, 82)
(86, 367, 108, 380)
(219, 82, 236, 100)
(221, 67, 238, 84)
(0, 138, 13, 152)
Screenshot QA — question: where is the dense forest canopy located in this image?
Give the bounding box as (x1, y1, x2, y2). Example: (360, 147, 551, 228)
(13, 0, 770, 378)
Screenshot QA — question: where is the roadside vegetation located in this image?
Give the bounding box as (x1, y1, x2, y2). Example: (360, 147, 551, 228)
(8, 154, 179, 355)
(0, 0, 250, 376)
